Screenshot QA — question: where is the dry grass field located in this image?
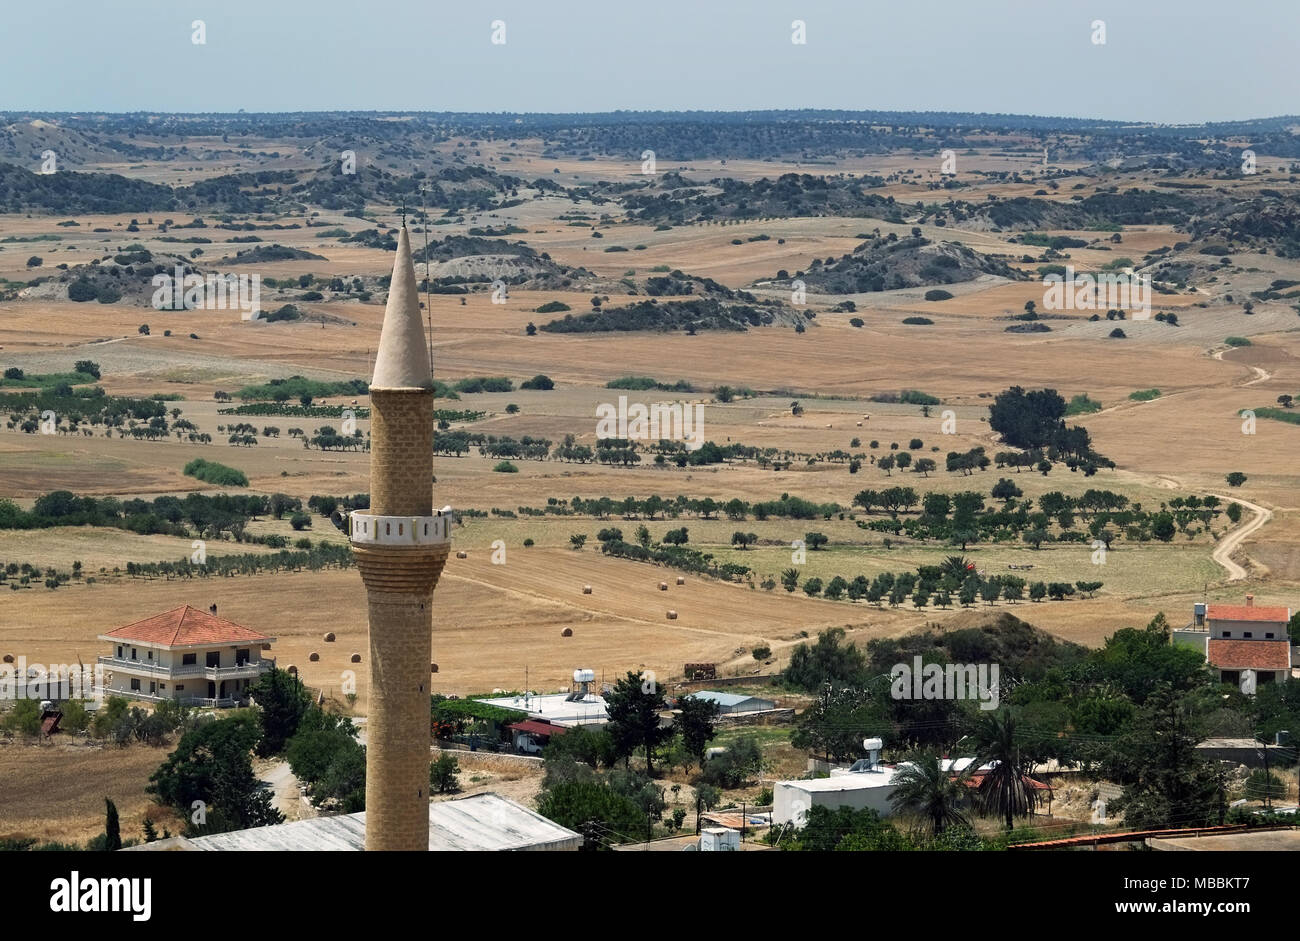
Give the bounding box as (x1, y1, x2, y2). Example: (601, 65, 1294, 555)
(0, 741, 183, 845)
(3, 136, 1300, 844)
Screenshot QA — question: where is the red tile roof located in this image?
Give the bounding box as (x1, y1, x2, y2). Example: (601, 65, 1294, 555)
(1207, 638, 1291, 671)
(101, 605, 272, 647)
(1207, 603, 1290, 623)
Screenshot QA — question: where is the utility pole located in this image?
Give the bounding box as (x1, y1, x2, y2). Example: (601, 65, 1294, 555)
(1264, 741, 1272, 811)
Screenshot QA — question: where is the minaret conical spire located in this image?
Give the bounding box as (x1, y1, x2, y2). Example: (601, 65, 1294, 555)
(371, 225, 433, 390)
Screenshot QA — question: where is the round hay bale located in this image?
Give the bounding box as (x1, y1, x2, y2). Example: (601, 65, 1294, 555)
(659, 582, 669, 591)
(455, 550, 468, 559)
(676, 576, 685, 585)
(826, 423, 832, 428)
(1, 654, 12, 664)
(561, 628, 573, 637)
(666, 610, 678, 620)
(350, 653, 362, 663)
(582, 585, 592, 594)
(430, 663, 439, 673)
(323, 632, 336, 643)
(287, 665, 298, 675)
(308, 652, 320, 662)
(856, 421, 862, 427)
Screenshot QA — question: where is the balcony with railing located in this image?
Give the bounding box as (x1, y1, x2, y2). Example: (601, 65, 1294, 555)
(96, 688, 242, 709)
(96, 655, 273, 681)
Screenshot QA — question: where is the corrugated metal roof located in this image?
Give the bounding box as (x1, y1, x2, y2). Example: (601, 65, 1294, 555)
(183, 793, 581, 851)
(686, 691, 773, 708)
(507, 720, 567, 737)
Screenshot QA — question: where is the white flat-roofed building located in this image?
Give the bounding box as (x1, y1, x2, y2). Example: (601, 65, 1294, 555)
(774, 766, 901, 825)
(473, 691, 609, 727)
(97, 605, 275, 708)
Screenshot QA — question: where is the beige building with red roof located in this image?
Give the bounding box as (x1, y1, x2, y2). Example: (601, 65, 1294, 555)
(1173, 595, 1294, 692)
(97, 605, 276, 707)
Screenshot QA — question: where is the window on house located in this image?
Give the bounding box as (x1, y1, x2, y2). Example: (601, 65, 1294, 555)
(206, 651, 220, 668)
(147, 650, 153, 660)
(116, 645, 123, 658)
(160, 684, 166, 690)
(1266, 633, 1275, 639)
(236, 648, 249, 666)
(1221, 632, 1230, 638)
(131, 647, 138, 659)
(130, 678, 141, 691)
(175, 684, 184, 691)
(182, 653, 197, 666)
(1244, 632, 1253, 639)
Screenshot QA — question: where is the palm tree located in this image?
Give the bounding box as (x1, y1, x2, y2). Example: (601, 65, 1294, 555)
(941, 555, 972, 579)
(971, 709, 1037, 830)
(888, 752, 972, 836)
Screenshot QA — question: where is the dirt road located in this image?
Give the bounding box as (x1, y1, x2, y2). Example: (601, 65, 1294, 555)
(1207, 492, 1272, 581)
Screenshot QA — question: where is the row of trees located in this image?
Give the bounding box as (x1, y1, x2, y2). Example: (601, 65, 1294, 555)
(780, 557, 1103, 609)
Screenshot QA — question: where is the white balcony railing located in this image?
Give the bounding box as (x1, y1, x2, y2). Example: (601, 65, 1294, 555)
(98, 688, 241, 708)
(97, 656, 272, 680)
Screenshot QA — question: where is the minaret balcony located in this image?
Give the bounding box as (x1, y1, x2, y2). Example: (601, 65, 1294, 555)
(349, 508, 452, 546)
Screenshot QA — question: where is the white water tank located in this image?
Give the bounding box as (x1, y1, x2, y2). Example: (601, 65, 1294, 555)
(573, 669, 595, 684)
(862, 737, 883, 767)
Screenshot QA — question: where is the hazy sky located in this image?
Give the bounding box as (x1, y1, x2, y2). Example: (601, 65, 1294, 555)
(5, 0, 1296, 122)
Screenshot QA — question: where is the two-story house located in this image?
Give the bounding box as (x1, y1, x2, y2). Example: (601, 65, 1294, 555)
(97, 605, 276, 707)
(1173, 595, 1293, 692)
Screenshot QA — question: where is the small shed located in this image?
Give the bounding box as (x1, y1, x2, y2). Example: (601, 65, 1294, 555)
(774, 770, 900, 825)
(686, 690, 777, 715)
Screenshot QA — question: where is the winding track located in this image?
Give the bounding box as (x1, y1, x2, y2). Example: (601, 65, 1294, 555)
(1206, 492, 1271, 582)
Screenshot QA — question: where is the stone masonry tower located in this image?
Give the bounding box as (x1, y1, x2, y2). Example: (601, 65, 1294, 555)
(349, 224, 451, 850)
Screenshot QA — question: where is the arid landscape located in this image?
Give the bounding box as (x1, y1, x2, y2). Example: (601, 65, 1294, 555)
(3, 102, 1300, 855)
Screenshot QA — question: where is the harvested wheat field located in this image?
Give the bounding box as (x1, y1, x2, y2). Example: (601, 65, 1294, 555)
(0, 741, 182, 846)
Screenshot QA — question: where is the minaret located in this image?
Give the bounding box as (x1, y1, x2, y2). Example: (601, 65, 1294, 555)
(349, 224, 451, 851)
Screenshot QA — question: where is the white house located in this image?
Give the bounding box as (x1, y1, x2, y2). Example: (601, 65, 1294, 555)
(97, 605, 275, 707)
(1173, 595, 1293, 692)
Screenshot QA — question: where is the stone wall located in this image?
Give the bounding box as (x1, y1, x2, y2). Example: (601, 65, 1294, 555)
(431, 744, 544, 772)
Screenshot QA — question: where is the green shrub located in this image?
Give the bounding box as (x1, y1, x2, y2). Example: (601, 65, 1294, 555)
(182, 458, 249, 487)
(430, 754, 461, 793)
(67, 280, 98, 302)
